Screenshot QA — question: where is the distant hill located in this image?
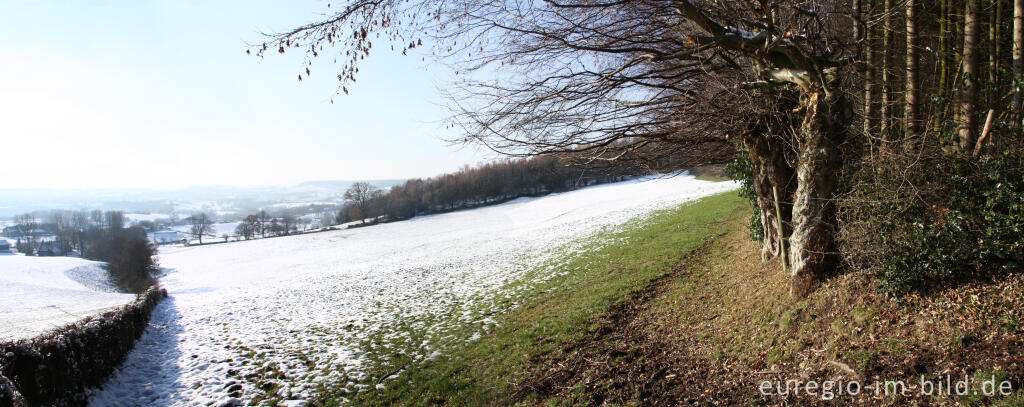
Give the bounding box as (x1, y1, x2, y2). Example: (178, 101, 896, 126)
(0, 179, 406, 219)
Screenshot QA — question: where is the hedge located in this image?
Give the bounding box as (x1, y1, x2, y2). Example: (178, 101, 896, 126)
(0, 287, 167, 406)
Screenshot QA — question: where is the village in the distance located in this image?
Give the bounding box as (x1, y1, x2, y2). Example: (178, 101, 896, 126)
(0, 180, 403, 255)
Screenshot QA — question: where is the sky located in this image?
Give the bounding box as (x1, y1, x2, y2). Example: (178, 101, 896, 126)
(0, 0, 493, 190)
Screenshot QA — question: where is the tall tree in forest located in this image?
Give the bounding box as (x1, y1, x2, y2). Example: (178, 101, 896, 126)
(881, 0, 893, 138)
(905, 0, 918, 138)
(992, 0, 1004, 91)
(864, 0, 875, 139)
(1014, 0, 1024, 127)
(940, 0, 950, 93)
(961, 0, 981, 149)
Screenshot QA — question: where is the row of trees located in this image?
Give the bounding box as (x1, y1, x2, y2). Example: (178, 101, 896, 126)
(852, 0, 1022, 150)
(9, 210, 157, 292)
(334, 155, 665, 225)
(234, 210, 300, 240)
(10, 210, 130, 258)
(266, 0, 1024, 296)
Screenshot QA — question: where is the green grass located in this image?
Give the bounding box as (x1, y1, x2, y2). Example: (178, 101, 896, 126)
(311, 191, 746, 406)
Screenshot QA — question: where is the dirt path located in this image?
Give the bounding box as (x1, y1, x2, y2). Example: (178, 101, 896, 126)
(514, 234, 771, 406)
(514, 226, 1024, 406)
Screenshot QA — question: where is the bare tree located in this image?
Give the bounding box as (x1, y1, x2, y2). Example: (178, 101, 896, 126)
(238, 214, 259, 239)
(105, 211, 125, 231)
(234, 222, 252, 240)
(257, 209, 271, 238)
(264, 0, 861, 296)
(344, 182, 381, 224)
(14, 214, 38, 255)
(189, 213, 216, 245)
(280, 213, 297, 235)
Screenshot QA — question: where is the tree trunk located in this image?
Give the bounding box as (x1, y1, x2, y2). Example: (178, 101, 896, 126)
(881, 0, 893, 139)
(906, 0, 918, 138)
(742, 133, 795, 262)
(1014, 0, 1023, 128)
(992, 0, 1003, 91)
(863, 0, 875, 139)
(789, 91, 848, 298)
(940, 0, 950, 92)
(853, 0, 862, 43)
(961, 0, 981, 150)
(937, 0, 952, 133)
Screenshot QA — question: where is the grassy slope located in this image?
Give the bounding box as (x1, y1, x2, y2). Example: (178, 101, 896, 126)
(314, 186, 1024, 406)
(525, 202, 1024, 405)
(312, 191, 747, 406)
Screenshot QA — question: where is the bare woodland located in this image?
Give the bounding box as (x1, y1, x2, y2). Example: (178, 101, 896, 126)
(260, 0, 1024, 297)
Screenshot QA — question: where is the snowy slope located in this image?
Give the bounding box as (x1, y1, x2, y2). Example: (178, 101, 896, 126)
(0, 255, 134, 341)
(89, 175, 738, 406)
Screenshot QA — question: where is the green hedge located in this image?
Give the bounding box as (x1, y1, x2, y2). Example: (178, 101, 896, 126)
(877, 150, 1024, 294)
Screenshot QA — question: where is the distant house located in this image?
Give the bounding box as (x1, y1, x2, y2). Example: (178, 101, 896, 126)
(0, 240, 10, 253)
(150, 230, 185, 245)
(1, 226, 19, 237)
(36, 241, 67, 257)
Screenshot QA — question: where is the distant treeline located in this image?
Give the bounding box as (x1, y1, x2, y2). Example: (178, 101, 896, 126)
(10, 210, 157, 292)
(335, 155, 666, 225)
(206, 152, 702, 241)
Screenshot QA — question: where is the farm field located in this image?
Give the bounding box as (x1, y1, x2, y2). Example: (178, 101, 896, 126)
(0, 255, 134, 341)
(87, 175, 737, 406)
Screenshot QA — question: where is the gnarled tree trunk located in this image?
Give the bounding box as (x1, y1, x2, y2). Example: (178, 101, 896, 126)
(743, 133, 795, 262)
(789, 91, 849, 297)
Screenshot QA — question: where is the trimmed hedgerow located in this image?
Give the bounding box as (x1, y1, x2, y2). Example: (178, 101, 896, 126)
(0, 286, 167, 407)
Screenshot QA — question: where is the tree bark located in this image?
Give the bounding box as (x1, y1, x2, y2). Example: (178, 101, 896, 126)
(863, 0, 875, 139)
(992, 0, 1004, 90)
(940, 0, 950, 92)
(853, 0, 862, 43)
(960, 0, 981, 150)
(1014, 0, 1024, 128)
(881, 0, 893, 139)
(906, 0, 918, 138)
(742, 133, 794, 262)
(789, 91, 848, 298)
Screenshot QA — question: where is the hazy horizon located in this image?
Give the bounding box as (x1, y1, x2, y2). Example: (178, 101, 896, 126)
(0, 178, 406, 193)
(0, 177, 416, 217)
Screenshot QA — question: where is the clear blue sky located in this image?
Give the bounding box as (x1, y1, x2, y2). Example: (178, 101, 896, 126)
(0, 1, 492, 189)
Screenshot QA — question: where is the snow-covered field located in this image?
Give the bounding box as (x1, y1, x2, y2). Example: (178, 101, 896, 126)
(0, 255, 134, 341)
(88, 175, 737, 406)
